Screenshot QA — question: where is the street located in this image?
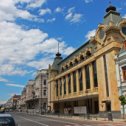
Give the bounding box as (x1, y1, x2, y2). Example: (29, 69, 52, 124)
(9, 112, 126, 126)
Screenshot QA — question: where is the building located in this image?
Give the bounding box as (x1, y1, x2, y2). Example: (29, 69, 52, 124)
(48, 5, 126, 118)
(5, 94, 21, 110)
(25, 80, 35, 110)
(116, 41, 126, 114)
(25, 69, 48, 114)
(19, 87, 26, 112)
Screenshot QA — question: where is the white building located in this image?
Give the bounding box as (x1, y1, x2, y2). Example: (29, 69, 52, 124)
(116, 41, 126, 114)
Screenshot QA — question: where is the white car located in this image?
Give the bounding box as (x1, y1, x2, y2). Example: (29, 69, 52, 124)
(0, 114, 16, 126)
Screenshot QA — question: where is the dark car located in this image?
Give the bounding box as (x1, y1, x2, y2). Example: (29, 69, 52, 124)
(0, 114, 16, 126)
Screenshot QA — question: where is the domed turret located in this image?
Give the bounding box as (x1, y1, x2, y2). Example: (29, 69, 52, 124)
(104, 2, 121, 25)
(106, 5, 116, 13)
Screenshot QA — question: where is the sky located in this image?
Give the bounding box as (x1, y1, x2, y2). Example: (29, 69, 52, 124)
(0, 0, 126, 104)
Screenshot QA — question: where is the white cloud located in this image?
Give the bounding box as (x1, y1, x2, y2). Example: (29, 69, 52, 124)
(26, 0, 47, 8)
(0, 77, 8, 82)
(47, 18, 56, 23)
(65, 7, 83, 23)
(0, 0, 40, 22)
(28, 57, 53, 69)
(0, 0, 75, 77)
(39, 8, 52, 16)
(0, 100, 6, 104)
(84, 0, 93, 3)
(55, 7, 63, 13)
(85, 29, 96, 40)
(0, 21, 75, 76)
(6, 83, 25, 88)
(123, 14, 126, 18)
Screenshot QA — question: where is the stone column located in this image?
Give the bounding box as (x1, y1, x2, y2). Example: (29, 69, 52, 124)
(89, 63, 94, 91)
(82, 67, 86, 92)
(76, 69, 79, 93)
(71, 72, 73, 94)
(66, 75, 68, 95)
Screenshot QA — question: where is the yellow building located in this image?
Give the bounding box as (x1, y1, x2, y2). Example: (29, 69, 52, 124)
(48, 5, 126, 118)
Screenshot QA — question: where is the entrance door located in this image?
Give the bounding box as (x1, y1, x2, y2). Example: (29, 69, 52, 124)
(94, 101, 99, 114)
(106, 102, 111, 112)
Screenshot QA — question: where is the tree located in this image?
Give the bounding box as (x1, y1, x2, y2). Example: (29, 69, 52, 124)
(119, 95, 126, 119)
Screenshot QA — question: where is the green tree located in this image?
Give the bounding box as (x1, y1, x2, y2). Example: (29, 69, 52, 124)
(119, 95, 126, 119)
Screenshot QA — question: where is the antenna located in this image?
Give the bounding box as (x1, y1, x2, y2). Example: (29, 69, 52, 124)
(56, 42, 61, 57)
(58, 42, 59, 53)
(109, 1, 112, 6)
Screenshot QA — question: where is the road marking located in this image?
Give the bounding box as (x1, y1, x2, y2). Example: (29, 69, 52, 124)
(83, 124, 92, 126)
(40, 117, 79, 125)
(20, 116, 49, 126)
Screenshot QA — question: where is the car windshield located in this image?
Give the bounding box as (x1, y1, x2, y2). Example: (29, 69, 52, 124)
(0, 117, 15, 126)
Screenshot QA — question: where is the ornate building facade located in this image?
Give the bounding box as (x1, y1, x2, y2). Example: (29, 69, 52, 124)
(48, 5, 126, 118)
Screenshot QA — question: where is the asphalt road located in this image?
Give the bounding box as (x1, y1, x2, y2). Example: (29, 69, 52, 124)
(9, 112, 126, 126)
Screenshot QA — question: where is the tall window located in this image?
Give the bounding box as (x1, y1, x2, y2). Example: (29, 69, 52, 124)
(44, 80, 46, 85)
(92, 61, 98, 87)
(79, 68, 83, 91)
(43, 90, 46, 96)
(85, 65, 90, 89)
(64, 77, 66, 95)
(68, 74, 71, 93)
(56, 80, 58, 96)
(60, 79, 62, 96)
(122, 66, 126, 81)
(73, 71, 77, 92)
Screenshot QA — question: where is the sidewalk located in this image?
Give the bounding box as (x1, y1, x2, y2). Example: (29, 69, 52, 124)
(17, 111, 126, 123)
(26, 112, 126, 123)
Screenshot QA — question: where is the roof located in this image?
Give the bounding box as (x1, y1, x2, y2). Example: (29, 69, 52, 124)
(0, 114, 12, 117)
(58, 40, 90, 65)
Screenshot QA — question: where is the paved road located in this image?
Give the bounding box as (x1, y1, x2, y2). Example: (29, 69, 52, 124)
(9, 112, 126, 126)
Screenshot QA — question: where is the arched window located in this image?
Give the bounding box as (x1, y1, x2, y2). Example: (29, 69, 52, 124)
(70, 62, 73, 67)
(74, 58, 78, 64)
(86, 51, 91, 58)
(80, 55, 84, 61)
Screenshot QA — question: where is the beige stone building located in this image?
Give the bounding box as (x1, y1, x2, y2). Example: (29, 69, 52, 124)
(48, 5, 126, 118)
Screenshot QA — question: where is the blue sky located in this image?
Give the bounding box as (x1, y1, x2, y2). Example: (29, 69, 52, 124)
(0, 0, 126, 104)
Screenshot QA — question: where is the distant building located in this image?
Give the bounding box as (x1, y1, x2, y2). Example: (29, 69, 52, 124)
(116, 41, 126, 114)
(5, 94, 21, 110)
(25, 69, 48, 114)
(19, 88, 26, 111)
(48, 4, 126, 118)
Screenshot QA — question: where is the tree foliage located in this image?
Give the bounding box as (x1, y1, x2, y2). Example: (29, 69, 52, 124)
(119, 95, 126, 105)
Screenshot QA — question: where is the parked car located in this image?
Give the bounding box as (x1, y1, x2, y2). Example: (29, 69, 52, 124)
(0, 114, 17, 126)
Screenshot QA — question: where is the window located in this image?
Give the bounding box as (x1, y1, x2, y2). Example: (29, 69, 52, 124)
(79, 68, 83, 91)
(60, 79, 62, 96)
(64, 77, 66, 95)
(122, 26, 126, 35)
(122, 66, 126, 81)
(43, 90, 46, 96)
(92, 61, 98, 87)
(56, 80, 58, 96)
(44, 80, 46, 85)
(68, 74, 71, 93)
(73, 71, 77, 92)
(85, 65, 90, 89)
